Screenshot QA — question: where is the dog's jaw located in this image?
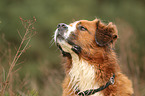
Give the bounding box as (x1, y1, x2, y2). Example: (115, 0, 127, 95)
(54, 21, 78, 54)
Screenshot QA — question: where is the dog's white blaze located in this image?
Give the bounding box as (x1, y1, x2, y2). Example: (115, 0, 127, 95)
(65, 21, 79, 39)
(69, 53, 104, 96)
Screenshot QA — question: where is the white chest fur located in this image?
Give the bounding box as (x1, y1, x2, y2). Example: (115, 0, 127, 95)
(68, 53, 104, 96)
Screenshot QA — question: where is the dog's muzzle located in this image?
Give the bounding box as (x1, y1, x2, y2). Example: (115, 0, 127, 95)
(56, 23, 68, 41)
(55, 23, 82, 55)
(57, 23, 68, 32)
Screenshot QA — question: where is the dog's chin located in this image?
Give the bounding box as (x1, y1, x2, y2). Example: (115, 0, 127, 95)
(56, 38, 82, 56)
(58, 41, 73, 53)
(56, 35, 73, 55)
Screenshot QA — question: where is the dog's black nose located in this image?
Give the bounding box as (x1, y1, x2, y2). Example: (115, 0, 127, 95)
(57, 23, 68, 31)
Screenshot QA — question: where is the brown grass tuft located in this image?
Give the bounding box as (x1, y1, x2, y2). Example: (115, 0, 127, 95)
(0, 17, 36, 96)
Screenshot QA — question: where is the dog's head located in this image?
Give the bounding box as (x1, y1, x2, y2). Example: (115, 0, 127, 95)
(54, 19, 118, 57)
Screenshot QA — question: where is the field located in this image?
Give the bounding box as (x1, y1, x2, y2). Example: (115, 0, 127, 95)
(0, 0, 145, 96)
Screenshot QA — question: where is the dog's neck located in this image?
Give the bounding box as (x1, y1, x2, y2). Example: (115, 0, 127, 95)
(68, 53, 103, 96)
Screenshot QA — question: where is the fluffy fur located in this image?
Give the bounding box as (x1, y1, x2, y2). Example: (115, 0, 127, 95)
(54, 19, 134, 96)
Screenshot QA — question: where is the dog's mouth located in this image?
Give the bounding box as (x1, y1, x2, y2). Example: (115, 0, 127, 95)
(56, 34, 81, 56)
(55, 34, 71, 56)
(54, 23, 81, 56)
(56, 33, 65, 42)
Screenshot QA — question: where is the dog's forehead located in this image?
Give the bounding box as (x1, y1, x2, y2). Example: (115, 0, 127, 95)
(69, 20, 97, 27)
(80, 20, 97, 26)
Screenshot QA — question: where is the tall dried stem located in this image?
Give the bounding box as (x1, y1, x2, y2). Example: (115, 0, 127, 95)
(0, 17, 36, 96)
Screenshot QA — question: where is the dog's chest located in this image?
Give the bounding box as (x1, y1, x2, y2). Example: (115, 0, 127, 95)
(68, 54, 104, 96)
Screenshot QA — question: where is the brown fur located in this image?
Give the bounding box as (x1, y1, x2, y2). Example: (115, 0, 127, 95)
(57, 19, 133, 96)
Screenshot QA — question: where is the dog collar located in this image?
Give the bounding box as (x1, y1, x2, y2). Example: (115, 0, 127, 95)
(75, 73, 115, 96)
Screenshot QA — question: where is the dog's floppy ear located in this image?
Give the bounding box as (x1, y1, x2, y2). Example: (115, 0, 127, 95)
(95, 20, 118, 46)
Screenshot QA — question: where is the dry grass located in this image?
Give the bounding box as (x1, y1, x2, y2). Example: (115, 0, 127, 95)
(0, 17, 37, 96)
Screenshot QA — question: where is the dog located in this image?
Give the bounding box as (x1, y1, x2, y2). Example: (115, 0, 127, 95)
(54, 18, 133, 96)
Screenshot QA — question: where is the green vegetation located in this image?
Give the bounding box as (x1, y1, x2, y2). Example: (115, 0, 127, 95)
(0, 0, 145, 96)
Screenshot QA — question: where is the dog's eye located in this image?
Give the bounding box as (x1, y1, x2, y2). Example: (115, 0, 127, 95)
(78, 25, 87, 31)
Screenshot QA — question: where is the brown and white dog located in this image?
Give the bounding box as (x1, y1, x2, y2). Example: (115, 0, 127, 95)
(54, 19, 133, 96)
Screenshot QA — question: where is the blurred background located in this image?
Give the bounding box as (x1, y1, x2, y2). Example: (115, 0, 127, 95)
(0, 0, 145, 96)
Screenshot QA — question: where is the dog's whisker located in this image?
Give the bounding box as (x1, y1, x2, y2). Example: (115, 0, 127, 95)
(49, 36, 55, 47)
(49, 41, 55, 48)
